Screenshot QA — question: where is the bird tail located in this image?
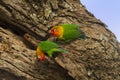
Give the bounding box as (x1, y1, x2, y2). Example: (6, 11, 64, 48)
(51, 48, 68, 53)
(47, 48, 68, 58)
(59, 49, 68, 53)
(78, 29, 86, 39)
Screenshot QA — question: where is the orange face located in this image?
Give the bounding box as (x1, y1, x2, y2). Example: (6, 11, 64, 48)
(36, 47, 45, 61)
(50, 26, 63, 38)
(38, 53, 45, 61)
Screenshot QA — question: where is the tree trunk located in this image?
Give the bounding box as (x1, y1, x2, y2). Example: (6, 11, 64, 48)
(0, 0, 120, 80)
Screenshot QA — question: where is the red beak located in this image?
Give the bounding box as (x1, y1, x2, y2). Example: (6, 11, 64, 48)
(39, 57, 45, 61)
(50, 29, 55, 35)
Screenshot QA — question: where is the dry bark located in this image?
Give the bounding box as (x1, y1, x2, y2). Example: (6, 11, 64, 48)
(0, 0, 120, 80)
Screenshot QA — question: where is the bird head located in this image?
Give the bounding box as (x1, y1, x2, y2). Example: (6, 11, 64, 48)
(36, 47, 45, 61)
(50, 26, 63, 38)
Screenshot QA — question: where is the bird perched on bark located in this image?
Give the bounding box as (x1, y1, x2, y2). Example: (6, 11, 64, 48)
(50, 24, 86, 42)
(36, 40, 67, 61)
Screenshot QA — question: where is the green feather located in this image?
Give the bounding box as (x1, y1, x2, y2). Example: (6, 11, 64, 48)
(39, 40, 58, 52)
(46, 48, 68, 58)
(63, 30, 80, 41)
(61, 24, 79, 30)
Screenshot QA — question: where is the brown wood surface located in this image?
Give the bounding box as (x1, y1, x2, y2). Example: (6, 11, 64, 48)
(0, 0, 120, 80)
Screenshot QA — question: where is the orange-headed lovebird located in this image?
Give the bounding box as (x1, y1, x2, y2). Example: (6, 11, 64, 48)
(36, 40, 67, 61)
(50, 24, 86, 42)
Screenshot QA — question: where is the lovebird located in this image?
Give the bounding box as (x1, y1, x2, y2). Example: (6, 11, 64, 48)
(36, 40, 67, 61)
(50, 24, 86, 42)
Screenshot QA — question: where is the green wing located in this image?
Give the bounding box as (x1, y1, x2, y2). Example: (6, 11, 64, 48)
(46, 48, 68, 58)
(39, 40, 58, 52)
(63, 29, 86, 41)
(61, 24, 80, 30)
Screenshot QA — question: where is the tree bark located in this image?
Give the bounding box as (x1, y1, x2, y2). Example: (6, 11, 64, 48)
(0, 0, 120, 80)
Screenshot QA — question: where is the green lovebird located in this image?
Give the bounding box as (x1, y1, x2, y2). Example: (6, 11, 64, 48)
(50, 24, 86, 42)
(36, 40, 67, 61)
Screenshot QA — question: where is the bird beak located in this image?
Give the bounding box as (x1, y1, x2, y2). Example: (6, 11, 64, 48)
(39, 57, 45, 61)
(50, 29, 54, 35)
(38, 55, 45, 61)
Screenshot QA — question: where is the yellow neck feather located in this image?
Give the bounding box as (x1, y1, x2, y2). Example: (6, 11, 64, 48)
(55, 26, 64, 38)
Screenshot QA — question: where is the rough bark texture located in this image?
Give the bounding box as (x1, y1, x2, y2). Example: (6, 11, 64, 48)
(0, 0, 120, 80)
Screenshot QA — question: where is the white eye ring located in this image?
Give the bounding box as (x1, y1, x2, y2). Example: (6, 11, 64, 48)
(38, 56, 41, 58)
